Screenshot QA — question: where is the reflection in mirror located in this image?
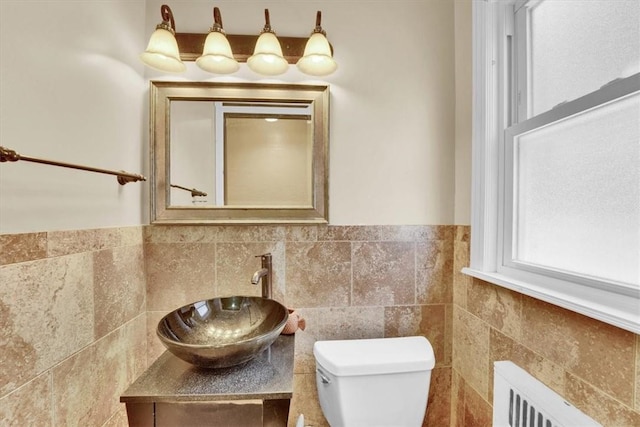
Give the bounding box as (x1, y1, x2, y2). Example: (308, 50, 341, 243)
(170, 102, 313, 207)
(170, 101, 215, 206)
(222, 110, 313, 207)
(150, 82, 329, 224)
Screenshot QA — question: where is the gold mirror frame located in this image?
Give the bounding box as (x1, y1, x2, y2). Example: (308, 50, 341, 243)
(150, 81, 329, 224)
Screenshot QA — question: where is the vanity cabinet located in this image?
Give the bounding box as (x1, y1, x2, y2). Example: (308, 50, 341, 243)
(121, 335, 294, 427)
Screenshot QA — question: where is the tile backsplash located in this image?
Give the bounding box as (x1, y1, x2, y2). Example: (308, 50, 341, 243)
(0, 227, 147, 426)
(2, 223, 636, 426)
(451, 226, 640, 427)
(144, 224, 454, 427)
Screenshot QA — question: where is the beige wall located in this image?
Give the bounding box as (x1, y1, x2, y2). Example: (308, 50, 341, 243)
(1, 0, 458, 234)
(454, 0, 472, 225)
(0, 1, 147, 234)
(451, 226, 640, 426)
(145, 0, 457, 225)
(0, 228, 148, 425)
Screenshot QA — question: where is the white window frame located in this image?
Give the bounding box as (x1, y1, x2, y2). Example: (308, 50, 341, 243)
(464, 0, 640, 334)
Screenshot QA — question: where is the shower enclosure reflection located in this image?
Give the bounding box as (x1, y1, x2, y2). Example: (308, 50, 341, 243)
(170, 101, 313, 208)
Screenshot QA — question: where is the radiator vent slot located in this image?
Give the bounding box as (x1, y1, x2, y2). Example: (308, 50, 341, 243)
(493, 361, 602, 427)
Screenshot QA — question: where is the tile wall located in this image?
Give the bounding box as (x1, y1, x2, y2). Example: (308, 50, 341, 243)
(144, 224, 455, 426)
(4, 223, 636, 426)
(0, 227, 147, 426)
(451, 225, 640, 426)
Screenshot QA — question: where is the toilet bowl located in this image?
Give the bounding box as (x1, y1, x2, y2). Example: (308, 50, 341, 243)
(313, 336, 435, 427)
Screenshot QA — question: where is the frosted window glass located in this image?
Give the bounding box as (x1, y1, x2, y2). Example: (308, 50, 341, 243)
(530, 0, 640, 116)
(514, 93, 640, 285)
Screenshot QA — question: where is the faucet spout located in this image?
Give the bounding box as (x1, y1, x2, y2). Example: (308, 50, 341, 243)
(251, 268, 268, 285)
(251, 253, 273, 299)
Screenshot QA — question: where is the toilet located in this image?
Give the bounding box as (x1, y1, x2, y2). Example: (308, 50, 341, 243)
(313, 336, 435, 427)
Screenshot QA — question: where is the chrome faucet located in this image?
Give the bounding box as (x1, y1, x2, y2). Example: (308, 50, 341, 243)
(251, 253, 272, 299)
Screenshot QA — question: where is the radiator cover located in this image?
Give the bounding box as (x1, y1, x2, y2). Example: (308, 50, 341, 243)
(493, 361, 602, 427)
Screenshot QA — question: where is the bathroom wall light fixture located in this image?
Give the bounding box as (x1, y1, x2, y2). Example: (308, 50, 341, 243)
(141, 5, 336, 77)
(247, 9, 288, 76)
(195, 7, 239, 74)
(140, 5, 186, 73)
(297, 12, 337, 76)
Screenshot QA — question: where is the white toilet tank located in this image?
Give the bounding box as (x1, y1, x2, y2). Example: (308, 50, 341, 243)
(313, 336, 435, 427)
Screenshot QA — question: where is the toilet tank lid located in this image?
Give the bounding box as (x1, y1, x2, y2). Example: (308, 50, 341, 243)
(313, 336, 435, 376)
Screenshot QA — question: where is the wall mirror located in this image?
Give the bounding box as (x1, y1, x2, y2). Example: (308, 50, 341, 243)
(150, 81, 329, 224)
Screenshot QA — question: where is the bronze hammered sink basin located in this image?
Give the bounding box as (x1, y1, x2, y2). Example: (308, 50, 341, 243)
(157, 296, 288, 369)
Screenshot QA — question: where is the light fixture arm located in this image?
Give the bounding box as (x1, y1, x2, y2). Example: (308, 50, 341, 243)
(295, 9, 336, 76)
(313, 11, 326, 35)
(261, 9, 274, 34)
(158, 4, 176, 34)
(212, 6, 224, 33)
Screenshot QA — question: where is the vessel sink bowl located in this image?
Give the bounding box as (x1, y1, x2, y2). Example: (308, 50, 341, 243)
(157, 296, 288, 369)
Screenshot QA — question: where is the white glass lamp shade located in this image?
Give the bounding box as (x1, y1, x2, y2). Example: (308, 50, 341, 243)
(140, 28, 186, 73)
(296, 32, 337, 76)
(247, 32, 288, 76)
(196, 31, 239, 74)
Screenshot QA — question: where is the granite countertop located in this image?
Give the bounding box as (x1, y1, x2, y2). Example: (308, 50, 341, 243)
(121, 335, 295, 403)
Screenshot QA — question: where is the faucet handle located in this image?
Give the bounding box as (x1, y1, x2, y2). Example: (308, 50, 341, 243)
(255, 253, 272, 259)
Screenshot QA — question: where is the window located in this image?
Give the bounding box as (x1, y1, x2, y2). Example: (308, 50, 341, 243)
(466, 0, 640, 333)
(519, 0, 639, 118)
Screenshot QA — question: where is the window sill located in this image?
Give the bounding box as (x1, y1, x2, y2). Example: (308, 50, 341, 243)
(461, 267, 640, 334)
